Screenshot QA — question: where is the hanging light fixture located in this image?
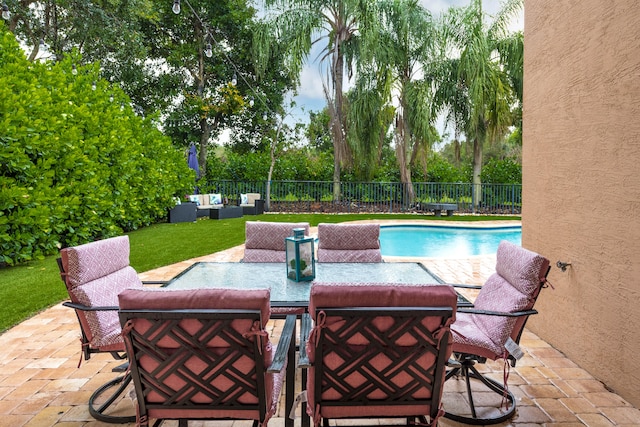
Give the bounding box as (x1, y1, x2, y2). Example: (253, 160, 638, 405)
(263, 113, 268, 121)
(172, 0, 180, 14)
(249, 97, 254, 107)
(71, 64, 78, 75)
(231, 73, 237, 86)
(91, 81, 97, 91)
(109, 94, 114, 102)
(204, 41, 213, 58)
(2, 3, 10, 20)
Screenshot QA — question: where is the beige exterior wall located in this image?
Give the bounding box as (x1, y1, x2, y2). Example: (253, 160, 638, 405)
(523, 1, 640, 407)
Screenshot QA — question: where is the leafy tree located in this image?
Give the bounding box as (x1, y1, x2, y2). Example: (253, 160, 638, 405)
(0, 25, 193, 265)
(436, 0, 523, 208)
(481, 158, 521, 184)
(306, 108, 332, 152)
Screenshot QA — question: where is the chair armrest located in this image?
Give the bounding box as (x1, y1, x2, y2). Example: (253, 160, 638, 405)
(141, 280, 170, 286)
(456, 307, 539, 317)
(62, 301, 119, 312)
(450, 283, 482, 290)
(268, 314, 296, 373)
(298, 313, 312, 368)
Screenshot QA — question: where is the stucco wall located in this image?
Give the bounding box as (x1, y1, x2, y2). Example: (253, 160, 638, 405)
(523, 1, 640, 407)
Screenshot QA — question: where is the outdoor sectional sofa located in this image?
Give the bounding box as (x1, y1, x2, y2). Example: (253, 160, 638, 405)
(187, 193, 224, 217)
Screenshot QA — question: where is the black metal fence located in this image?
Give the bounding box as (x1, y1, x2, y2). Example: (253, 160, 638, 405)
(201, 180, 522, 215)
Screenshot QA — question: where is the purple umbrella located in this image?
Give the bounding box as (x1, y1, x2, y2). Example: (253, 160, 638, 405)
(188, 143, 200, 179)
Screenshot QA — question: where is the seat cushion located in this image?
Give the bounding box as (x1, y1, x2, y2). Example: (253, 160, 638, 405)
(316, 248, 382, 263)
(317, 223, 380, 250)
(244, 221, 310, 253)
(60, 235, 132, 288)
(60, 236, 142, 348)
(119, 288, 271, 327)
(73, 266, 142, 348)
(451, 241, 550, 358)
(243, 249, 287, 263)
(317, 223, 382, 262)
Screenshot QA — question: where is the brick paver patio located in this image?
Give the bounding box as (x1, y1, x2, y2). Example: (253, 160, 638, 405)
(1, 220, 638, 426)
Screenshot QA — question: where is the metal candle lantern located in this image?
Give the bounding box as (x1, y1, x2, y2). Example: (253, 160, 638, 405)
(285, 228, 315, 282)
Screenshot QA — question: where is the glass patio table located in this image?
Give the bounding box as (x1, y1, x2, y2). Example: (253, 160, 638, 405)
(164, 262, 469, 427)
(164, 262, 470, 308)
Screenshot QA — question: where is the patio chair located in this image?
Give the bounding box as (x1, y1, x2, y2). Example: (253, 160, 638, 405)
(57, 235, 144, 423)
(239, 192, 265, 215)
(118, 287, 295, 427)
(243, 221, 310, 263)
(316, 223, 382, 262)
(443, 240, 551, 425)
(300, 282, 457, 427)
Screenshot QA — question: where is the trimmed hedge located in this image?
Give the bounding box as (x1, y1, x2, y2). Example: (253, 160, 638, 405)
(0, 25, 194, 266)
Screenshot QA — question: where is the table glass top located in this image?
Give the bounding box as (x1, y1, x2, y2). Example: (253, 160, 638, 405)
(166, 262, 444, 306)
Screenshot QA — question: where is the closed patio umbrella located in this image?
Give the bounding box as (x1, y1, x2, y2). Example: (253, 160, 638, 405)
(188, 143, 200, 179)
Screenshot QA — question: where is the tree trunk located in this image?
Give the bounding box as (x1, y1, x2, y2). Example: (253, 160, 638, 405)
(472, 136, 483, 212)
(199, 117, 210, 177)
(266, 120, 283, 211)
(329, 24, 350, 203)
(395, 112, 415, 207)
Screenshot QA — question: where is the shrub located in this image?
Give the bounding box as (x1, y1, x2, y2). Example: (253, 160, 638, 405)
(0, 26, 194, 265)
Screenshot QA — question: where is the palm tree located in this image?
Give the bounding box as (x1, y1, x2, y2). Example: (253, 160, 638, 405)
(255, 0, 379, 201)
(349, 0, 439, 203)
(436, 0, 523, 209)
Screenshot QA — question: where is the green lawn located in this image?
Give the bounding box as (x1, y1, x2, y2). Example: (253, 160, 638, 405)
(0, 213, 519, 333)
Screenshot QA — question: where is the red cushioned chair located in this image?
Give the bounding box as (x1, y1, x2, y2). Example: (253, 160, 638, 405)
(243, 221, 311, 263)
(118, 288, 295, 427)
(300, 282, 457, 427)
(57, 235, 144, 423)
(316, 223, 382, 263)
(443, 241, 551, 425)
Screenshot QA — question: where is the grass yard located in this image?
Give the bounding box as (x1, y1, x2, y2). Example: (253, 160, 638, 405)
(0, 213, 519, 333)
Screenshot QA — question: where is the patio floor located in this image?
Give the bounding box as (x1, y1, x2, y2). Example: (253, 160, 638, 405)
(1, 220, 638, 426)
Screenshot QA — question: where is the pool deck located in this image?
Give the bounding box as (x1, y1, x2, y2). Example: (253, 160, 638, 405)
(1, 219, 639, 426)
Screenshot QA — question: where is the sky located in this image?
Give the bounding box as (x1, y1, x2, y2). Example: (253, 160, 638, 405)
(280, 0, 524, 138)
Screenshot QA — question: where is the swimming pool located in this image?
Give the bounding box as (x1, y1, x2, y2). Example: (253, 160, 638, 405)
(379, 225, 522, 258)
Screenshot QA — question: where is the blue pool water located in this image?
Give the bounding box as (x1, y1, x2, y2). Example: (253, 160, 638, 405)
(380, 225, 522, 258)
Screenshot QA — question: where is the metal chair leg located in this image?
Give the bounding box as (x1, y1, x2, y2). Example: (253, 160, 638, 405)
(88, 373, 136, 424)
(444, 357, 516, 425)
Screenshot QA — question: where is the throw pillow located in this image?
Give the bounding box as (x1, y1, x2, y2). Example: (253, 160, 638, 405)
(210, 193, 222, 205)
(240, 193, 248, 205)
(189, 195, 200, 206)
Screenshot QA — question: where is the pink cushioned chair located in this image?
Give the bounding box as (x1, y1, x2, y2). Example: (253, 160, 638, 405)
(244, 221, 311, 263)
(57, 235, 143, 423)
(118, 288, 295, 427)
(316, 223, 382, 263)
(300, 283, 457, 427)
(443, 240, 551, 425)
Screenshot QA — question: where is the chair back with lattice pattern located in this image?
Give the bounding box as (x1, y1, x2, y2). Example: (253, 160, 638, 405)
(306, 283, 457, 426)
(118, 288, 283, 426)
